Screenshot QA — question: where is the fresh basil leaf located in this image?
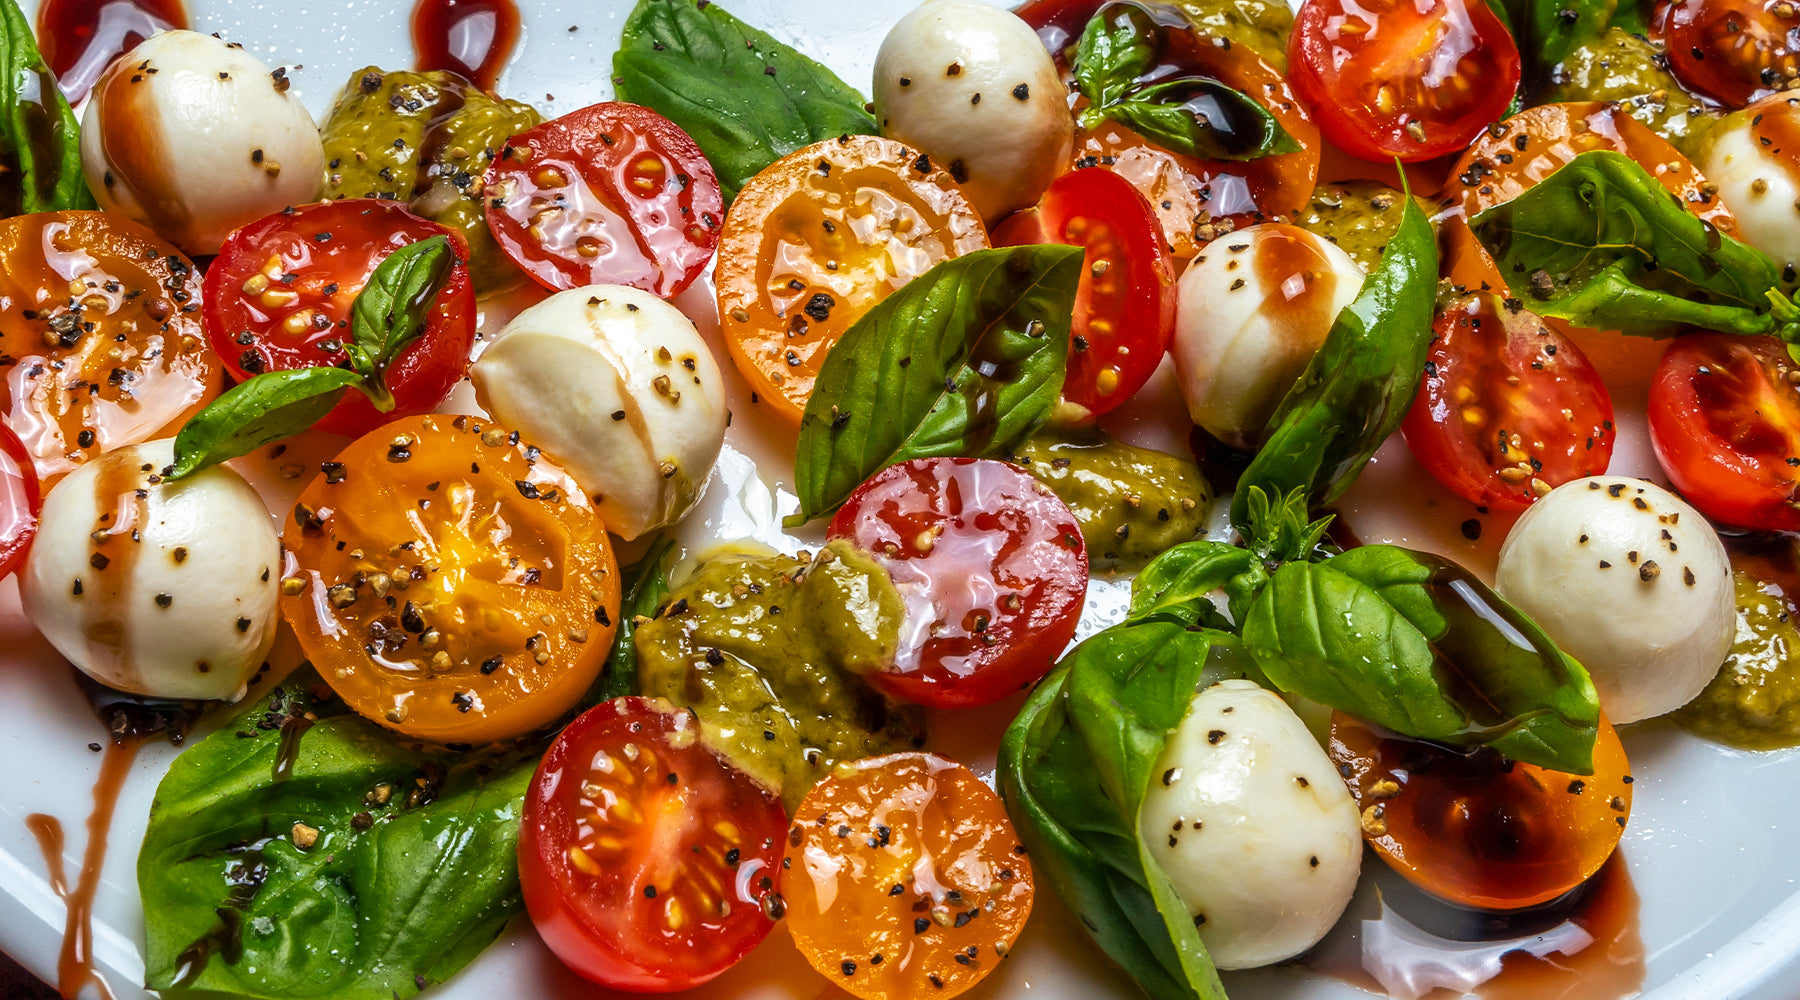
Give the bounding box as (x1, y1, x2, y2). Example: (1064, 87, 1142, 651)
(1238, 485, 1335, 564)
(1241, 544, 1601, 773)
(612, 0, 878, 204)
(1500, 0, 1649, 74)
(140, 670, 534, 1000)
(346, 234, 455, 403)
(592, 535, 675, 702)
(1074, 1, 1155, 111)
(0, 0, 94, 216)
(1127, 541, 1259, 624)
(1231, 191, 1438, 529)
(1471, 150, 1791, 339)
(169, 368, 362, 480)
(1001, 619, 1258, 1000)
(789, 245, 1083, 524)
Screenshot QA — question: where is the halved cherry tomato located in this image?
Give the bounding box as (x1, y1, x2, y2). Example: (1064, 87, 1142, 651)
(484, 101, 722, 297)
(1656, 0, 1800, 108)
(716, 135, 988, 424)
(0, 422, 40, 579)
(204, 200, 476, 438)
(1402, 292, 1615, 510)
(280, 414, 619, 743)
(520, 697, 786, 992)
(0, 211, 220, 482)
(1649, 333, 1800, 531)
(827, 458, 1087, 709)
(994, 168, 1176, 418)
(1330, 711, 1633, 911)
(782, 752, 1034, 1000)
(1289, 0, 1520, 162)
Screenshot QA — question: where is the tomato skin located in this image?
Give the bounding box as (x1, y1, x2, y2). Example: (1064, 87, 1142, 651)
(1649, 333, 1800, 531)
(1289, 0, 1521, 162)
(994, 168, 1175, 418)
(1402, 293, 1615, 510)
(485, 102, 723, 298)
(521, 697, 786, 992)
(1656, 0, 1800, 108)
(827, 458, 1087, 709)
(1330, 711, 1633, 911)
(0, 421, 40, 579)
(204, 200, 477, 438)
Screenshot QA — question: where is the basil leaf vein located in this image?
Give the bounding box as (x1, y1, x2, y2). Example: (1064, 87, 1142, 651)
(169, 368, 362, 479)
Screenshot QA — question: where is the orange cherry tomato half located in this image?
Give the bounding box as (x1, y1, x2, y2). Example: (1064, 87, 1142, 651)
(485, 101, 723, 298)
(1330, 711, 1633, 911)
(1656, 0, 1800, 108)
(280, 414, 619, 744)
(0, 421, 40, 579)
(994, 167, 1176, 418)
(520, 697, 787, 991)
(716, 135, 988, 424)
(0, 211, 220, 483)
(783, 752, 1034, 1000)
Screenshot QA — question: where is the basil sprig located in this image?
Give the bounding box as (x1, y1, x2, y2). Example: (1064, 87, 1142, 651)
(169, 235, 456, 479)
(0, 0, 94, 216)
(1073, 1, 1299, 162)
(787, 244, 1083, 524)
(612, 0, 877, 204)
(1472, 149, 1800, 342)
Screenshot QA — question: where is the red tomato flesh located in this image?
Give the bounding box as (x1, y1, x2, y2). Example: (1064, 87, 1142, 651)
(1656, 0, 1800, 108)
(0, 421, 40, 579)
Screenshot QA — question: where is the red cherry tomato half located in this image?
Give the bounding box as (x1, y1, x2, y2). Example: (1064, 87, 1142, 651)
(828, 458, 1088, 709)
(1402, 292, 1615, 511)
(1648, 333, 1800, 531)
(1656, 0, 1800, 109)
(520, 697, 787, 992)
(204, 200, 477, 438)
(994, 167, 1175, 418)
(1288, 0, 1521, 162)
(485, 102, 723, 298)
(0, 421, 40, 579)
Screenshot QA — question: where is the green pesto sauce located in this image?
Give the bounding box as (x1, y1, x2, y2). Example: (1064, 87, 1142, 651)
(318, 67, 542, 294)
(1289, 181, 1431, 274)
(1674, 571, 1800, 750)
(1171, 0, 1293, 72)
(1541, 28, 1719, 160)
(1009, 427, 1212, 571)
(635, 541, 925, 811)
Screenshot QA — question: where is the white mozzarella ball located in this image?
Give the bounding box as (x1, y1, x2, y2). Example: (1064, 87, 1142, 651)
(872, 0, 1072, 223)
(1172, 224, 1365, 451)
(81, 30, 324, 256)
(1495, 476, 1734, 724)
(471, 285, 727, 541)
(1141, 679, 1362, 970)
(1703, 95, 1800, 282)
(21, 439, 280, 702)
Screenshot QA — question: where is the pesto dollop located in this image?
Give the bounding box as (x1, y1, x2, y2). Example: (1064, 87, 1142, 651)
(1674, 570, 1800, 750)
(319, 67, 542, 294)
(1542, 29, 1718, 159)
(1171, 0, 1293, 72)
(1009, 427, 1211, 570)
(635, 541, 925, 810)
(1289, 181, 1429, 274)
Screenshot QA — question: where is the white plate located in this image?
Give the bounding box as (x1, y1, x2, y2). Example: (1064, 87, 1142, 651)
(3, 2, 1800, 998)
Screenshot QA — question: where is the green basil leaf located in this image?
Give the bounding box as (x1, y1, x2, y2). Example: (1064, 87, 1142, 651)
(612, 0, 878, 205)
(169, 368, 362, 480)
(789, 244, 1083, 524)
(1500, 0, 1649, 73)
(140, 670, 534, 1000)
(1471, 149, 1787, 339)
(1241, 544, 1600, 773)
(1127, 541, 1259, 624)
(1074, 1, 1155, 111)
(1231, 190, 1438, 528)
(592, 535, 676, 703)
(0, 0, 95, 216)
(347, 234, 455, 388)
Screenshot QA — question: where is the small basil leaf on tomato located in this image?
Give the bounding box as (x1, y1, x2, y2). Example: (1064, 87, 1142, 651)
(168, 367, 363, 480)
(1499, 0, 1648, 73)
(139, 668, 535, 1000)
(345, 234, 456, 389)
(1242, 544, 1601, 774)
(0, 0, 95, 215)
(612, 0, 878, 205)
(590, 535, 675, 704)
(789, 244, 1083, 525)
(1127, 540, 1259, 625)
(1471, 149, 1793, 338)
(1231, 191, 1438, 530)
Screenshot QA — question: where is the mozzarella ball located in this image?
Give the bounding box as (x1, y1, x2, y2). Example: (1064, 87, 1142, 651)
(1703, 94, 1800, 284)
(872, 0, 1072, 223)
(21, 439, 280, 702)
(82, 30, 324, 255)
(1172, 224, 1365, 451)
(1495, 476, 1734, 724)
(471, 285, 727, 541)
(1141, 679, 1361, 970)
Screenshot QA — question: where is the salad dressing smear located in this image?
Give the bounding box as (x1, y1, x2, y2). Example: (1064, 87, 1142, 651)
(410, 0, 520, 93)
